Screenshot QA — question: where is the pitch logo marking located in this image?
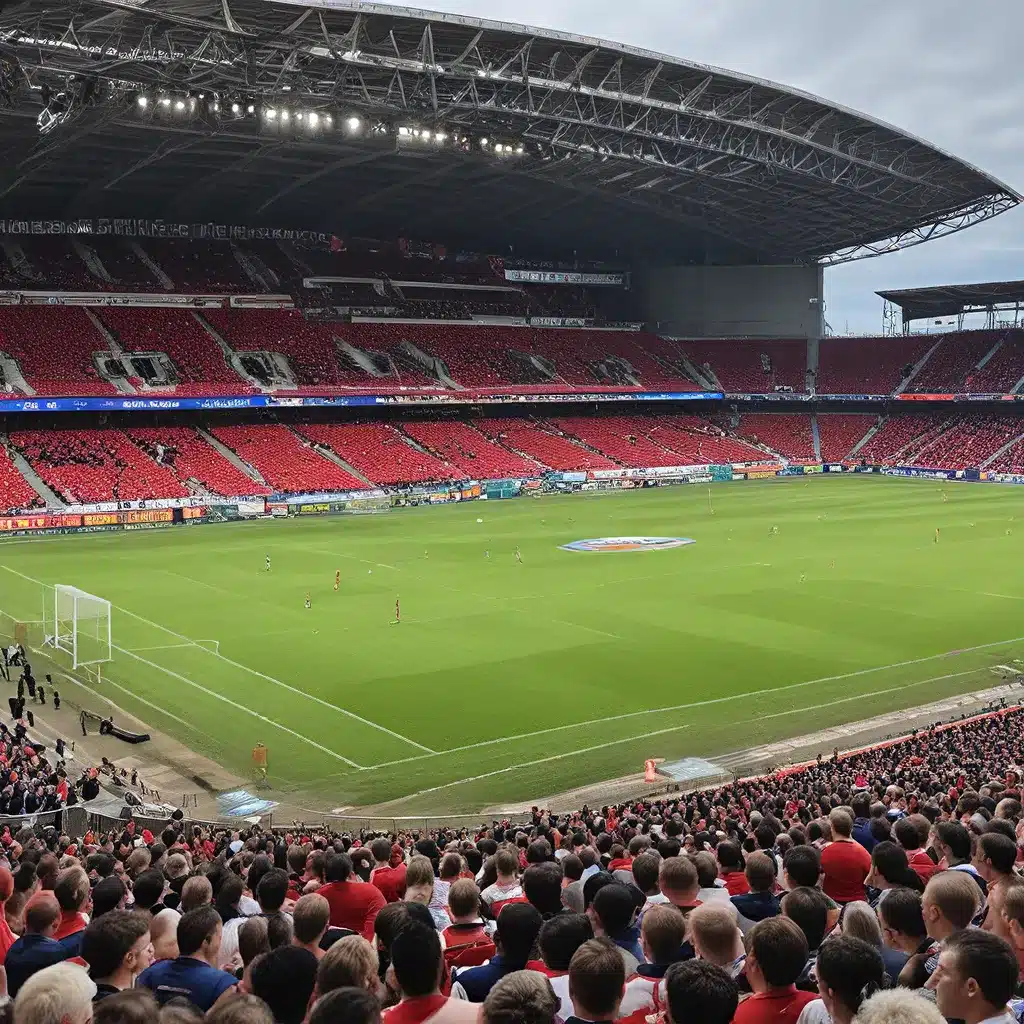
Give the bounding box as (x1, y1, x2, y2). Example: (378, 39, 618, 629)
(560, 536, 696, 552)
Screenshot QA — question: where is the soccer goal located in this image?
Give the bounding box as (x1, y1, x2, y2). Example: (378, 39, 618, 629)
(44, 585, 112, 669)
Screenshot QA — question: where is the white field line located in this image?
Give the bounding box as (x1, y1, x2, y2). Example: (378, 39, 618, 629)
(125, 643, 199, 652)
(361, 632, 1024, 770)
(0, 563, 434, 756)
(375, 669, 980, 804)
(112, 643, 362, 769)
(304, 546, 399, 571)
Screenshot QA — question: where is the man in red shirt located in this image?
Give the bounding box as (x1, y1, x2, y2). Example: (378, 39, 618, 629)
(820, 809, 872, 904)
(318, 853, 386, 941)
(734, 917, 816, 1024)
(369, 839, 406, 903)
(716, 841, 750, 896)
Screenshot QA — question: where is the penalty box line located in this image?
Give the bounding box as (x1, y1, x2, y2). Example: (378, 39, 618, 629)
(0, 564, 434, 760)
(360, 632, 1024, 771)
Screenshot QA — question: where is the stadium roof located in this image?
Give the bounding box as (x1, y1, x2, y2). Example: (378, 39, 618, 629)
(878, 281, 1024, 323)
(0, 0, 1019, 264)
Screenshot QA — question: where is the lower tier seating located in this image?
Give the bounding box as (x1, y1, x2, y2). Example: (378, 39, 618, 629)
(0, 445, 43, 513)
(400, 422, 542, 479)
(736, 415, 816, 461)
(816, 414, 876, 462)
(475, 420, 619, 472)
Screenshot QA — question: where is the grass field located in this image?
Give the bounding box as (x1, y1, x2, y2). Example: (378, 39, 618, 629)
(1, 474, 1023, 816)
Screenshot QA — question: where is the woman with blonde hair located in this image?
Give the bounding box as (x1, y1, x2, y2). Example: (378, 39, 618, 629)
(483, 971, 559, 1024)
(854, 990, 944, 1024)
(837, 900, 908, 986)
(404, 856, 451, 931)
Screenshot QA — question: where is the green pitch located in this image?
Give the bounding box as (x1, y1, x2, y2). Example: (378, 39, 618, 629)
(0, 475, 1022, 816)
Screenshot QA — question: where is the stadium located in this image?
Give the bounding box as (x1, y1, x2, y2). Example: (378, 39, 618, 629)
(0, 0, 1021, 844)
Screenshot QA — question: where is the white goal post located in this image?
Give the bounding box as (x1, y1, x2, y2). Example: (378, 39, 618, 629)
(44, 585, 112, 669)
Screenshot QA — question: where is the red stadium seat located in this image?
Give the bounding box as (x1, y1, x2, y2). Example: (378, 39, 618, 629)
(735, 415, 816, 462)
(816, 415, 876, 462)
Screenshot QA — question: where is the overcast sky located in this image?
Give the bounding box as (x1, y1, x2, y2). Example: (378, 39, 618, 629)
(400, 0, 1023, 333)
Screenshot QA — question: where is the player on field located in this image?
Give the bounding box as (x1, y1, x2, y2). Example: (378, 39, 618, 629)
(515, 547, 522, 563)
(334, 570, 340, 592)
(305, 592, 311, 609)
(393, 597, 400, 625)
(265, 554, 271, 572)
(934, 527, 940, 544)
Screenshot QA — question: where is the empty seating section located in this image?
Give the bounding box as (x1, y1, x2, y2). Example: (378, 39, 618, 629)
(963, 330, 1024, 394)
(401, 422, 541, 479)
(0, 307, 116, 395)
(908, 332, 998, 393)
(96, 308, 246, 393)
(642, 416, 767, 463)
(736, 415, 816, 461)
(129, 428, 270, 497)
(8, 430, 189, 503)
(908, 416, 1019, 470)
(14, 238, 94, 290)
(84, 238, 162, 289)
(142, 240, 252, 292)
(205, 310, 348, 388)
(681, 340, 807, 392)
(0, 446, 42, 512)
(856, 415, 945, 465)
(815, 337, 931, 395)
(297, 424, 454, 486)
(475, 420, 618, 471)
(552, 417, 688, 468)
(816, 415, 876, 462)
(212, 425, 365, 494)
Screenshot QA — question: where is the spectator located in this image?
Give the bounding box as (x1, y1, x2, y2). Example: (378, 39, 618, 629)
(93, 990, 161, 1024)
(443, 879, 493, 948)
(866, 842, 925, 902)
(92, 876, 128, 918)
(780, 887, 830, 987)
(619, 904, 689, 1015)
(452, 902, 543, 1001)
(587, 883, 643, 971)
(481, 850, 523, 912)
(5, 891, 68, 997)
(132, 868, 169, 917)
(53, 866, 91, 955)
(319, 852, 386, 940)
(657, 856, 701, 915)
(566, 938, 625, 1024)
(689, 902, 745, 977)
(821, 810, 872, 905)
(928, 929, 1019, 1024)
(801, 936, 885, 1024)
(405, 855, 452, 931)
(308, 988, 381, 1024)
(1001, 883, 1024, 974)
(180, 877, 213, 915)
(877, 886, 927, 970)
(315, 934, 380, 1000)
(207, 993, 275, 1024)
(783, 846, 841, 932)
(369, 839, 406, 903)
(716, 841, 749, 896)
(904, 870, 981, 989)
(894, 819, 940, 884)
(837, 899, 907, 985)
(81, 909, 154, 1001)
(932, 822, 986, 895)
(136, 905, 238, 1010)
(974, 832, 1019, 942)
(731, 852, 781, 934)
(734, 917, 816, 1024)
(149, 908, 181, 963)
(382, 920, 478, 1023)
(851, 793, 877, 853)
(662, 960, 738, 1024)
(854, 989, 945, 1024)
(528, 913, 592, 1020)
(293, 892, 331, 958)
(14, 961, 97, 1024)
(483, 971, 559, 1024)
(523, 862, 564, 919)
(249, 945, 319, 1024)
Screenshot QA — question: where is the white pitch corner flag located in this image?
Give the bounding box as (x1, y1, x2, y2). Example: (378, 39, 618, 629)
(50, 585, 112, 668)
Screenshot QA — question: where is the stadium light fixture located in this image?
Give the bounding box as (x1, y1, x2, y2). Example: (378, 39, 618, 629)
(398, 126, 410, 136)
(295, 111, 304, 121)
(247, 104, 255, 114)
(516, 145, 524, 154)
(231, 102, 240, 114)
(137, 96, 147, 108)
(346, 116, 361, 132)
(265, 107, 277, 119)
(324, 114, 333, 127)
(480, 137, 488, 147)
(434, 131, 446, 142)
(281, 110, 290, 122)
(308, 112, 319, 126)
(174, 99, 185, 110)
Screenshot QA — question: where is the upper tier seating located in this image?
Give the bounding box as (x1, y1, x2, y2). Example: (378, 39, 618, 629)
(736, 415, 816, 461)
(400, 422, 542, 479)
(142, 240, 253, 292)
(815, 337, 932, 395)
(297, 424, 456, 486)
(8, 430, 189, 503)
(680, 340, 807, 393)
(0, 445, 43, 513)
(0, 307, 116, 396)
(907, 332, 1000, 393)
(211, 425, 366, 494)
(963, 329, 1024, 394)
(96, 308, 248, 394)
(129, 428, 270, 497)
(816, 414, 876, 462)
(855, 415, 946, 465)
(84, 237, 163, 290)
(475, 420, 619, 471)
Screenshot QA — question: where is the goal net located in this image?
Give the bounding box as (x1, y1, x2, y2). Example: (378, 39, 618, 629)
(45, 586, 112, 668)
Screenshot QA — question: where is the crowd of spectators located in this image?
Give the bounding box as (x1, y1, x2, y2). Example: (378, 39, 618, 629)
(0, 707, 1020, 1024)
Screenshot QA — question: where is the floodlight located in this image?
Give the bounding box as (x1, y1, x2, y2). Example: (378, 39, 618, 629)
(346, 116, 361, 132)
(309, 111, 319, 126)
(160, 96, 171, 107)
(281, 110, 290, 121)
(175, 99, 185, 111)
(137, 96, 147, 108)
(434, 131, 446, 142)
(231, 102, 240, 114)
(324, 115, 333, 127)
(398, 126, 410, 136)
(516, 145, 524, 154)
(295, 111, 304, 121)
(266, 108, 277, 119)
(247, 104, 255, 114)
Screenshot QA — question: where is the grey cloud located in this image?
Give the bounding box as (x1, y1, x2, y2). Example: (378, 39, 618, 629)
(407, 0, 1024, 332)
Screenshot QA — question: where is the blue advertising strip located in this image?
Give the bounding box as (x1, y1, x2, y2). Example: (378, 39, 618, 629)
(0, 390, 722, 413)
